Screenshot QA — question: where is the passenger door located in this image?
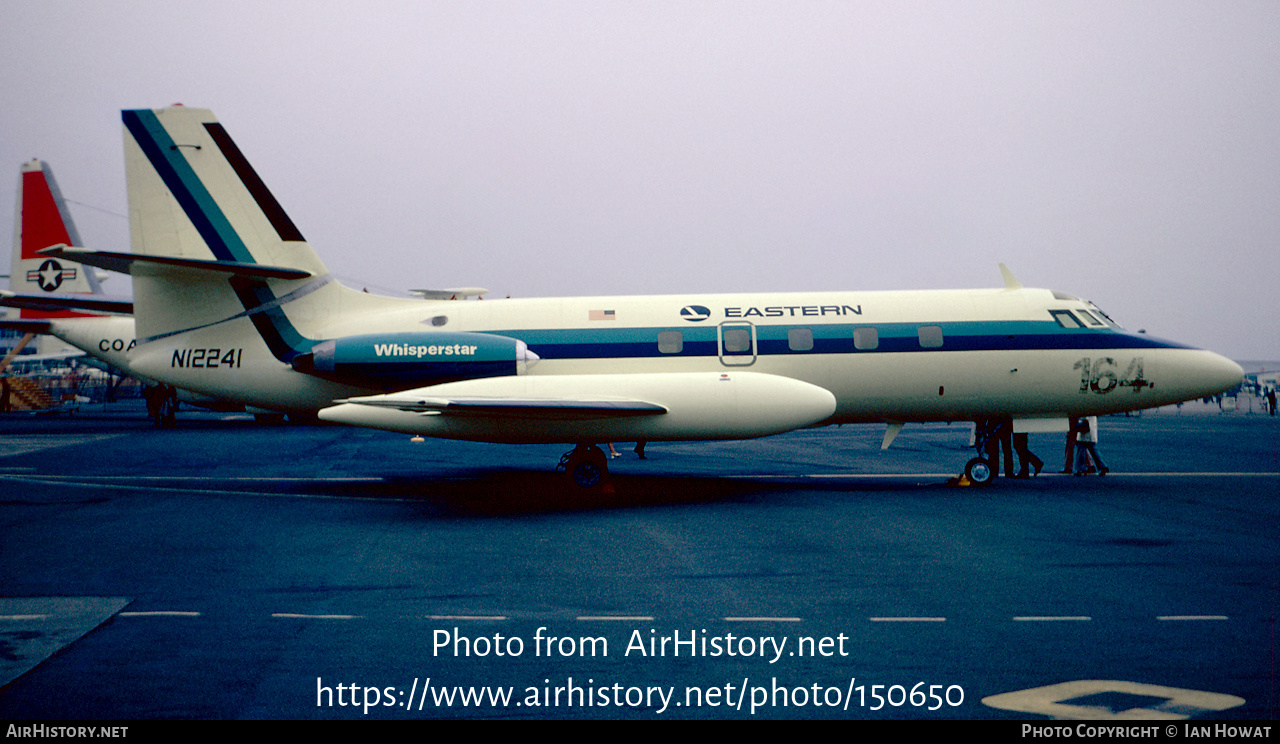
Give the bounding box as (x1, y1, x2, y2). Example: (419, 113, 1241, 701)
(718, 321, 757, 366)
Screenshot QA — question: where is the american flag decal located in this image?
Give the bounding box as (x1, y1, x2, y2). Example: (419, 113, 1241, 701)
(589, 309, 616, 321)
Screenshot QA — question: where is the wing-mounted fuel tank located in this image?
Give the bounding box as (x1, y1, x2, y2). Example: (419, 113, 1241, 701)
(291, 332, 539, 391)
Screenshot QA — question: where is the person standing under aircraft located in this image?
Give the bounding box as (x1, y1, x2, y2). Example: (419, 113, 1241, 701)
(1073, 416, 1108, 476)
(979, 418, 1014, 479)
(1013, 430, 1043, 478)
(1062, 418, 1081, 474)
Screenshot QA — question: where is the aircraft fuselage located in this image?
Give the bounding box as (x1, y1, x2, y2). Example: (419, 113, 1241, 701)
(126, 283, 1242, 442)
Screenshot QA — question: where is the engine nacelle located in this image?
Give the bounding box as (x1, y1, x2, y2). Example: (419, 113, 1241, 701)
(292, 332, 537, 390)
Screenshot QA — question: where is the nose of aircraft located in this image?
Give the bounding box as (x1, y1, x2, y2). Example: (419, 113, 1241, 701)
(1191, 350, 1244, 398)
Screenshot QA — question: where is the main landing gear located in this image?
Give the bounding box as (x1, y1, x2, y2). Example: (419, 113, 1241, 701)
(557, 443, 610, 491)
(143, 384, 178, 428)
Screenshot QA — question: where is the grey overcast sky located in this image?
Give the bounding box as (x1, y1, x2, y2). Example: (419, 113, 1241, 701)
(3, 1, 1277, 360)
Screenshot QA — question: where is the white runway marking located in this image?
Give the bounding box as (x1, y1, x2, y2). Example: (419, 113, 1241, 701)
(43, 610, 1248, 624)
(983, 680, 1246, 719)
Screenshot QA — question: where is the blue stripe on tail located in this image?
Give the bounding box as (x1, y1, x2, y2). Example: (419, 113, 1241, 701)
(124, 108, 314, 361)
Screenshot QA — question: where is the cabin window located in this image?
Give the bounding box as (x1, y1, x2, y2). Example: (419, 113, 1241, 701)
(918, 325, 944, 349)
(853, 327, 879, 350)
(788, 328, 814, 352)
(723, 327, 752, 353)
(1050, 310, 1083, 328)
(658, 330, 683, 354)
(424, 315, 448, 327)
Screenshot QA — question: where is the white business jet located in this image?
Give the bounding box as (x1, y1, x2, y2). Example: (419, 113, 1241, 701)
(44, 106, 1242, 487)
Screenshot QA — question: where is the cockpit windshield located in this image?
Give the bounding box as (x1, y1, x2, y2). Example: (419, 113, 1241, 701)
(1085, 301, 1123, 329)
(1047, 292, 1124, 330)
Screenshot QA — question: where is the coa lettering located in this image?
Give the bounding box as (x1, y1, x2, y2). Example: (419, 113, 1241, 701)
(98, 338, 137, 353)
(172, 348, 243, 369)
(1074, 357, 1150, 394)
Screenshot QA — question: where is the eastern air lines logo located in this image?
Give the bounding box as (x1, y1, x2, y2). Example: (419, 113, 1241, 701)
(680, 305, 711, 322)
(27, 259, 77, 292)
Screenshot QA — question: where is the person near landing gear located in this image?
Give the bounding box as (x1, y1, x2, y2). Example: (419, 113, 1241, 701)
(983, 417, 1014, 479)
(1013, 430, 1043, 478)
(1073, 416, 1108, 476)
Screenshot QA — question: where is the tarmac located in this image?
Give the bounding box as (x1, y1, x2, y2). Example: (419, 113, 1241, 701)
(0, 395, 1276, 719)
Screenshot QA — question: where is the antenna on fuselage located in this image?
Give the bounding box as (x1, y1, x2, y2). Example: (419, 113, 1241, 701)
(998, 263, 1022, 291)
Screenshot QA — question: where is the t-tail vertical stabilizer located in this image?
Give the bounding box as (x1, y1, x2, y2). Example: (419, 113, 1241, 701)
(120, 105, 408, 411)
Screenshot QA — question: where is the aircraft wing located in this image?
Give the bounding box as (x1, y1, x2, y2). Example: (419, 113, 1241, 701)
(0, 318, 54, 334)
(319, 371, 838, 443)
(1, 289, 133, 315)
(3, 349, 87, 365)
(335, 393, 667, 419)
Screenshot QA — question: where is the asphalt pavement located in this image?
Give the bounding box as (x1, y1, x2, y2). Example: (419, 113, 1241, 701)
(0, 397, 1275, 720)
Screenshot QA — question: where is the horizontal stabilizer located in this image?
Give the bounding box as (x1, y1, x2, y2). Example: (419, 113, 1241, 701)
(38, 245, 313, 280)
(1, 289, 133, 315)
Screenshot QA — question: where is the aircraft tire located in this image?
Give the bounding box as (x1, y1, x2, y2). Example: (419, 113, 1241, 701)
(571, 459, 605, 490)
(564, 444, 609, 491)
(964, 457, 995, 486)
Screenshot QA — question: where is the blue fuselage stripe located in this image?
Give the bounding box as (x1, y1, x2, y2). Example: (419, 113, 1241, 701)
(496, 322, 1190, 361)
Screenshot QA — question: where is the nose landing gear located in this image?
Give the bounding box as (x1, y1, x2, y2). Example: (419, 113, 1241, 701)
(963, 456, 995, 486)
(961, 418, 1002, 486)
